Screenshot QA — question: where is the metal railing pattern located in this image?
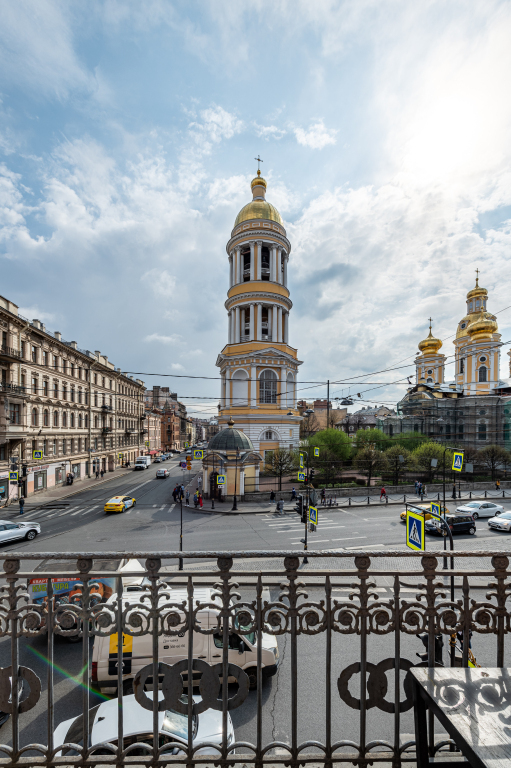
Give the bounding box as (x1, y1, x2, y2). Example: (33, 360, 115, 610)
(0, 550, 510, 766)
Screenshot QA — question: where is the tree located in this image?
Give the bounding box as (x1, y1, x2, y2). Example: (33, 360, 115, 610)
(354, 448, 388, 487)
(264, 448, 298, 490)
(411, 442, 453, 482)
(478, 445, 510, 481)
(304, 429, 352, 487)
(354, 428, 390, 451)
(383, 445, 411, 486)
(388, 432, 429, 451)
(300, 411, 320, 439)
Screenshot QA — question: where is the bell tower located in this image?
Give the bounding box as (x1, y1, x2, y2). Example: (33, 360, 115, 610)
(215, 164, 302, 457)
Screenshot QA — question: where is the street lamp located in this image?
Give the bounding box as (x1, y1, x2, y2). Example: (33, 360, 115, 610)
(231, 446, 240, 511)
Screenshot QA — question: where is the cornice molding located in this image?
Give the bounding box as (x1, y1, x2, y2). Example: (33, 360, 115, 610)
(225, 292, 292, 310)
(216, 347, 302, 367)
(226, 228, 291, 256)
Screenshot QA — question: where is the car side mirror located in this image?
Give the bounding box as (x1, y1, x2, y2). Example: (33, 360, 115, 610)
(238, 640, 246, 654)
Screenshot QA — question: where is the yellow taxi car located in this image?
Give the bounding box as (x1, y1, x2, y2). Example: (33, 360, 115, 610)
(104, 495, 136, 514)
(399, 503, 450, 523)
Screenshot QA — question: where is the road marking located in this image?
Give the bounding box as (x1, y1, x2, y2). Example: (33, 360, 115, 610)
(159, 505, 166, 511)
(168, 505, 175, 513)
(363, 516, 398, 521)
(153, 504, 157, 508)
(81, 506, 99, 515)
(293, 539, 331, 544)
(70, 509, 85, 516)
(346, 543, 384, 549)
(331, 536, 367, 542)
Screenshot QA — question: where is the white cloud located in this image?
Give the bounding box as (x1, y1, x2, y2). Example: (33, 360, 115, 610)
(142, 269, 176, 297)
(18, 306, 58, 325)
(145, 333, 182, 345)
(171, 363, 184, 370)
(294, 121, 337, 149)
(254, 124, 286, 140)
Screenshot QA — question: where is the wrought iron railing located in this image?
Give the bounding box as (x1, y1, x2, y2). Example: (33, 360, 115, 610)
(0, 550, 509, 766)
(0, 346, 21, 360)
(0, 382, 26, 396)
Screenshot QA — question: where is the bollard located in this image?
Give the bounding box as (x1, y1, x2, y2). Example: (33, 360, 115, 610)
(386, 495, 388, 504)
(349, 497, 351, 506)
(437, 492, 440, 501)
(404, 494, 406, 504)
(470, 491, 472, 499)
(420, 493, 423, 502)
(368, 496, 370, 504)
(485, 490, 487, 498)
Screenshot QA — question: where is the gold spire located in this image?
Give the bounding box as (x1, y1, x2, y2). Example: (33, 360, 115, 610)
(467, 268, 487, 300)
(418, 318, 443, 355)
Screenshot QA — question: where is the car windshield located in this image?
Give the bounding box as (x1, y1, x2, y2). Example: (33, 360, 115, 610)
(498, 512, 511, 520)
(162, 704, 197, 739)
(465, 502, 480, 508)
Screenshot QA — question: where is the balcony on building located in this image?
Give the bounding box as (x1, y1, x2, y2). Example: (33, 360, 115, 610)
(101, 404, 113, 411)
(102, 427, 112, 434)
(140, 428, 148, 434)
(0, 345, 21, 362)
(0, 382, 27, 397)
(126, 427, 136, 434)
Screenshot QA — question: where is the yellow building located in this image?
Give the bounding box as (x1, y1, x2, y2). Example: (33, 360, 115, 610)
(216, 169, 302, 458)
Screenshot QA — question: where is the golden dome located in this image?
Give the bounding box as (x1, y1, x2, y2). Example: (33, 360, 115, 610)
(418, 320, 442, 355)
(467, 311, 498, 341)
(456, 315, 471, 339)
(251, 170, 267, 190)
(235, 200, 283, 226)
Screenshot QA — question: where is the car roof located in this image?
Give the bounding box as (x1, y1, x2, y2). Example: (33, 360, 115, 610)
(107, 496, 123, 501)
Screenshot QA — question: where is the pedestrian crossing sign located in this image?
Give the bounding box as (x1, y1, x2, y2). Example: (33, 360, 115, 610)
(430, 502, 441, 518)
(32, 450, 43, 460)
(298, 472, 306, 482)
(309, 506, 318, 525)
(452, 451, 464, 472)
(184, 442, 189, 449)
(193, 450, 204, 460)
(406, 509, 425, 551)
(314, 447, 320, 457)
(217, 475, 226, 485)
(299, 453, 304, 469)
(9, 471, 18, 482)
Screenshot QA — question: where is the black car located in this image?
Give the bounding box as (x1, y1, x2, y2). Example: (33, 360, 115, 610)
(425, 514, 476, 536)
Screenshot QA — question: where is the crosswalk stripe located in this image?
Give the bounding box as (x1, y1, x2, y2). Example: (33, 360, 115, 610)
(70, 509, 84, 516)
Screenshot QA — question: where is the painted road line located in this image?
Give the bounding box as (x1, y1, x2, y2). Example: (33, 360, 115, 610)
(331, 536, 367, 542)
(168, 505, 175, 513)
(70, 508, 85, 516)
(292, 539, 331, 544)
(346, 543, 384, 549)
(363, 516, 399, 521)
(153, 504, 157, 508)
(81, 506, 99, 515)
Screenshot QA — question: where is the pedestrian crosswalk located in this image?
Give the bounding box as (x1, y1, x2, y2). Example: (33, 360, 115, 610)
(257, 511, 368, 548)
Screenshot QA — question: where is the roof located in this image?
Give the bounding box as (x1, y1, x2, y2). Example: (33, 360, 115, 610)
(234, 200, 283, 226)
(208, 426, 253, 452)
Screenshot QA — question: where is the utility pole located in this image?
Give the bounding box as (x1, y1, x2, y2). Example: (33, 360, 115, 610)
(326, 380, 330, 429)
(179, 494, 183, 571)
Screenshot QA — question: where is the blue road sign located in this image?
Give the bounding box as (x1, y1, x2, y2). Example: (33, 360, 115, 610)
(406, 509, 425, 551)
(452, 451, 464, 472)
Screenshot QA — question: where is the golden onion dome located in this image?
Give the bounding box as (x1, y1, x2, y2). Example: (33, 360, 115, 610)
(234, 169, 284, 227)
(418, 321, 442, 355)
(456, 315, 471, 339)
(466, 273, 488, 300)
(467, 311, 498, 340)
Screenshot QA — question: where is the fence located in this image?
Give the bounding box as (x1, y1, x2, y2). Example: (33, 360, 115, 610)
(0, 549, 509, 766)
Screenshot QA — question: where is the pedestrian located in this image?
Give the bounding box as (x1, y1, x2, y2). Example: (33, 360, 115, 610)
(423, 484, 428, 497)
(414, 480, 418, 495)
(496, 479, 501, 491)
(291, 487, 296, 501)
(179, 487, 184, 501)
(100, 469, 105, 479)
(185, 490, 190, 507)
(95, 469, 99, 479)
(380, 486, 387, 501)
(172, 486, 177, 503)
(199, 492, 203, 508)
(418, 481, 422, 496)
(452, 483, 456, 500)
(270, 489, 275, 502)
(19, 497, 25, 516)
(321, 488, 326, 505)
(277, 499, 284, 515)
(194, 491, 199, 508)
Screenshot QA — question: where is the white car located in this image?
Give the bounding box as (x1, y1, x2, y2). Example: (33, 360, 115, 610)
(456, 501, 504, 519)
(488, 510, 511, 532)
(0, 520, 40, 544)
(156, 468, 169, 479)
(53, 693, 235, 757)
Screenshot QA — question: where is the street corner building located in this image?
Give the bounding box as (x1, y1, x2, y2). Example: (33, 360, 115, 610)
(0, 294, 145, 502)
(216, 169, 302, 458)
(378, 274, 511, 448)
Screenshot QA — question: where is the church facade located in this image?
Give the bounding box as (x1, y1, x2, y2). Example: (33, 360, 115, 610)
(215, 169, 302, 457)
(379, 275, 511, 449)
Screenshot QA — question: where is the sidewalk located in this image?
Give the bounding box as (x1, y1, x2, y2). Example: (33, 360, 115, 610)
(0, 467, 134, 511)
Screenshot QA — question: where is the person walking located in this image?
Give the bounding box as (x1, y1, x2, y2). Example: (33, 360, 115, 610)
(194, 491, 199, 508)
(19, 497, 25, 515)
(496, 479, 501, 491)
(380, 485, 387, 502)
(95, 468, 99, 479)
(180, 484, 185, 499)
(270, 489, 275, 503)
(277, 499, 284, 515)
(414, 480, 418, 495)
(321, 488, 326, 505)
(199, 492, 203, 508)
(423, 484, 428, 497)
(100, 468, 105, 479)
(172, 486, 178, 503)
(185, 490, 190, 507)
(291, 487, 296, 501)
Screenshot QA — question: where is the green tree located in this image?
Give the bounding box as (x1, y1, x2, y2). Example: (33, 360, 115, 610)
(306, 428, 352, 460)
(354, 448, 388, 487)
(383, 445, 411, 486)
(264, 449, 297, 490)
(411, 442, 453, 482)
(388, 432, 429, 451)
(478, 445, 510, 481)
(354, 428, 390, 451)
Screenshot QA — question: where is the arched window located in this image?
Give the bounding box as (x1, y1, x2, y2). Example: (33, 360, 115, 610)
(62, 412, 67, 428)
(94, 415, 98, 428)
(78, 414, 83, 428)
(232, 370, 248, 406)
(43, 409, 49, 426)
(70, 412, 75, 428)
(478, 366, 487, 382)
(478, 423, 487, 440)
(460, 358, 465, 373)
(260, 369, 278, 404)
(53, 411, 59, 427)
(265, 430, 275, 440)
(426, 377, 433, 383)
(286, 372, 295, 407)
(52, 439, 57, 455)
(31, 408, 38, 426)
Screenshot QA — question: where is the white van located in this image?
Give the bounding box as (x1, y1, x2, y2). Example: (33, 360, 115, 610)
(134, 456, 151, 470)
(91, 587, 279, 695)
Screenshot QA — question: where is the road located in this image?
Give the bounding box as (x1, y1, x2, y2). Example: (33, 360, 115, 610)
(0, 460, 510, 755)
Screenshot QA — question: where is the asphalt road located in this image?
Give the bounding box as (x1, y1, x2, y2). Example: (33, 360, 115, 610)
(1, 462, 510, 755)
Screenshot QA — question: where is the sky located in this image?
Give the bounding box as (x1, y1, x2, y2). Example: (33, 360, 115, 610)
(2, 0, 511, 419)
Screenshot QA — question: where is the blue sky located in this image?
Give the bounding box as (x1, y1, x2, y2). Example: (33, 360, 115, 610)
(2, 0, 511, 418)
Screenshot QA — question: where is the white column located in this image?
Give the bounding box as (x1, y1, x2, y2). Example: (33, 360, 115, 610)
(229, 254, 233, 287)
(228, 311, 232, 343)
(283, 254, 288, 286)
(240, 469, 245, 496)
(276, 248, 282, 284)
(280, 366, 287, 409)
(249, 303, 255, 341)
(235, 306, 240, 343)
(256, 303, 262, 341)
(277, 306, 282, 342)
(236, 247, 241, 284)
(256, 241, 262, 280)
(250, 241, 255, 281)
(255, 465, 260, 491)
(272, 304, 278, 341)
(241, 307, 246, 340)
(251, 365, 257, 406)
(284, 311, 289, 343)
(271, 246, 276, 281)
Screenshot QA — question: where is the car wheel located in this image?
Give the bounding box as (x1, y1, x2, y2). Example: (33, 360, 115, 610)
(469, 526, 476, 535)
(246, 668, 257, 690)
(25, 530, 37, 541)
(132, 500, 136, 506)
(123, 679, 134, 696)
(471, 512, 479, 520)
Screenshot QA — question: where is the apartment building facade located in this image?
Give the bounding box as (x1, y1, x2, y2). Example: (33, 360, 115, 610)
(0, 295, 145, 502)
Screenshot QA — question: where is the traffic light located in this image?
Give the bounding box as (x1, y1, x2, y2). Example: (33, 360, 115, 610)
(309, 468, 315, 485)
(294, 495, 306, 523)
(417, 633, 443, 665)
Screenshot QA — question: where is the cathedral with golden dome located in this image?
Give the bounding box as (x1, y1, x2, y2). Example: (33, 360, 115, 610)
(380, 273, 511, 448)
(215, 167, 302, 458)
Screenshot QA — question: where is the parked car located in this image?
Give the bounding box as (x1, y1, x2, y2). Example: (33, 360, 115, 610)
(104, 496, 136, 514)
(156, 468, 169, 479)
(53, 693, 235, 757)
(425, 514, 476, 536)
(0, 520, 40, 544)
(154, 457, 162, 463)
(455, 500, 504, 519)
(488, 510, 511, 532)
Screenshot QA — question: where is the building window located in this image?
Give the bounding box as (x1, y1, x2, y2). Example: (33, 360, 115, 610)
(32, 377, 37, 394)
(478, 366, 487, 382)
(480, 356, 486, 362)
(43, 409, 49, 426)
(427, 369, 433, 375)
(53, 355, 58, 369)
(43, 440, 48, 456)
(31, 408, 38, 426)
(79, 414, 83, 428)
(259, 369, 278, 404)
(21, 373, 26, 389)
(62, 412, 67, 427)
(85, 415, 89, 428)
(94, 415, 98, 428)
(62, 384, 67, 400)
(71, 388, 75, 402)
(78, 389, 82, 403)
(43, 351, 48, 366)
(458, 424, 464, 439)
(9, 403, 20, 424)
(20, 341, 25, 358)
(445, 424, 451, 436)
(94, 374, 97, 385)
(54, 381, 59, 398)
(70, 412, 75, 428)
(31, 345, 37, 363)
(460, 358, 464, 374)
(43, 380, 48, 396)
(426, 377, 433, 383)
(94, 392, 98, 407)
(70, 438, 74, 454)
(53, 411, 59, 427)
(52, 439, 57, 455)
(94, 438, 98, 450)
(478, 423, 487, 440)
(77, 437, 81, 452)
(70, 363, 74, 377)
(264, 430, 275, 440)
(62, 439, 67, 454)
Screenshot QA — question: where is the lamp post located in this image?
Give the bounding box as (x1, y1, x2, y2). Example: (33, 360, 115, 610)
(231, 446, 240, 511)
(179, 492, 183, 571)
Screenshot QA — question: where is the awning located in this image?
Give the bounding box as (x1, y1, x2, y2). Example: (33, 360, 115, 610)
(149, 450, 159, 455)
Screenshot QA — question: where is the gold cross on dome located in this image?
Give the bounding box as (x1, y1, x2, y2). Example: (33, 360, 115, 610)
(475, 267, 480, 286)
(254, 155, 263, 171)
(428, 317, 433, 332)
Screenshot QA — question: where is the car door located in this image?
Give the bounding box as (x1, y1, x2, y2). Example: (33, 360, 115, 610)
(123, 496, 133, 510)
(2, 523, 23, 542)
(482, 503, 499, 518)
(0, 525, 10, 543)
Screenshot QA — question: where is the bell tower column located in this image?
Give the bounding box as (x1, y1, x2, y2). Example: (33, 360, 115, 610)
(256, 241, 262, 280)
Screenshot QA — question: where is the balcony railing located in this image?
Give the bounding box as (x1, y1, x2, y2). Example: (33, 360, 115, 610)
(101, 426, 112, 434)
(101, 404, 113, 411)
(140, 428, 148, 434)
(0, 382, 26, 396)
(0, 549, 508, 767)
(125, 427, 136, 433)
(0, 345, 21, 360)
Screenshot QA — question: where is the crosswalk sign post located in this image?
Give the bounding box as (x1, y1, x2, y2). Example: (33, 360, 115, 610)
(298, 472, 306, 482)
(32, 450, 43, 460)
(406, 509, 425, 551)
(309, 506, 318, 525)
(217, 475, 226, 486)
(452, 451, 464, 472)
(193, 450, 204, 460)
(9, 471, 18, 485)
(299, 453, 304, 469)
(314, 447, 320, 457)
(431, 502, 441, 518)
